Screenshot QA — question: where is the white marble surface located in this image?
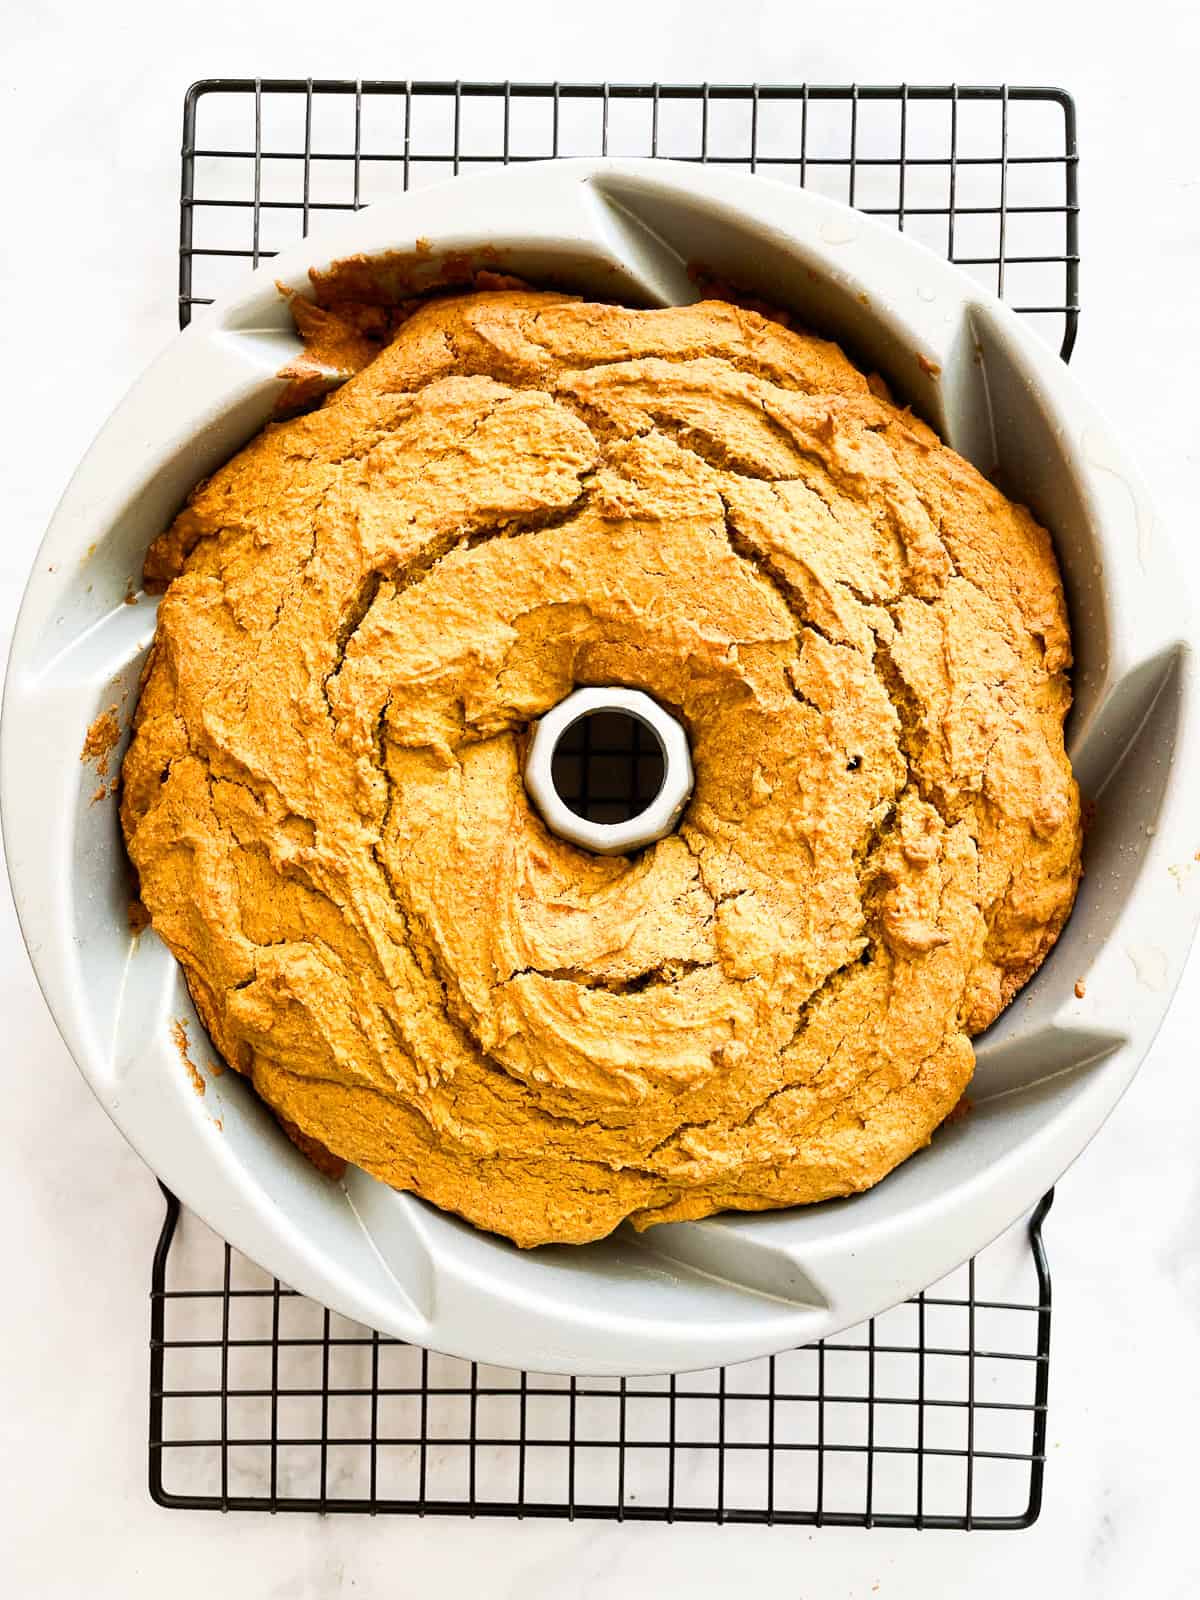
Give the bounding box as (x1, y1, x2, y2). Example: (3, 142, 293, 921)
(2, 1, 1199, 1594)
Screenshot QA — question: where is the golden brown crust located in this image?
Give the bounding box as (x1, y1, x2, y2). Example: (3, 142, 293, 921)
(120, 290, 1082, 1246)
(276, 1115, 348, 1180)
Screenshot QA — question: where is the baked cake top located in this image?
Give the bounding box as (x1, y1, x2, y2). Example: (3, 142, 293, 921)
(121, 289, 1081, 1245)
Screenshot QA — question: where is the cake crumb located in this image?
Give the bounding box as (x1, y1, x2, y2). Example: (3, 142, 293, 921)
(123, 579, 139, 605)
(173, 1018, 205, 1097)
(1074, 979, 1087, 999)
(865, 371, 892, 402)
(128, 899, 151, 936)
(414, 236, 432, 256)
(916, 352, 942, 378)
(89, 783, 108, 805)
(81, 706, 120, 778)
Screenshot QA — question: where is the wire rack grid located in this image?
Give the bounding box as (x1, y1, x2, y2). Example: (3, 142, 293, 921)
(152, 78, 1079, 1528)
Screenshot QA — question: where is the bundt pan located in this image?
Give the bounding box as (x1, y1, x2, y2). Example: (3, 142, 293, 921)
(4, 160, 1198, 1374)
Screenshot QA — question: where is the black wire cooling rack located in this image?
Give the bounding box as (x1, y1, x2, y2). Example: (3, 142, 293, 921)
(152, 79, 1079, 1527)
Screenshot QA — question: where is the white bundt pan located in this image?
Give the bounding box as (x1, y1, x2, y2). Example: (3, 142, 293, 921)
(4, 160, 1198, 1374)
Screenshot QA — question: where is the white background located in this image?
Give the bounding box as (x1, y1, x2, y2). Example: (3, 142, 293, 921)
(2, 1, 1198, 1594)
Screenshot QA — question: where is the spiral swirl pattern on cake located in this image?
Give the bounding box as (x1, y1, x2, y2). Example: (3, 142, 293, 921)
(121, 288, 1081, 1245)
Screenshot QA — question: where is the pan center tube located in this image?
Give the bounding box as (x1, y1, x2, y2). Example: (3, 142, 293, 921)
(523, 687, 694, 856)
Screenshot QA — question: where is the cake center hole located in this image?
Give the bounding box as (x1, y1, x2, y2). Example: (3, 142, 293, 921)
(550, 709, 667, 825)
